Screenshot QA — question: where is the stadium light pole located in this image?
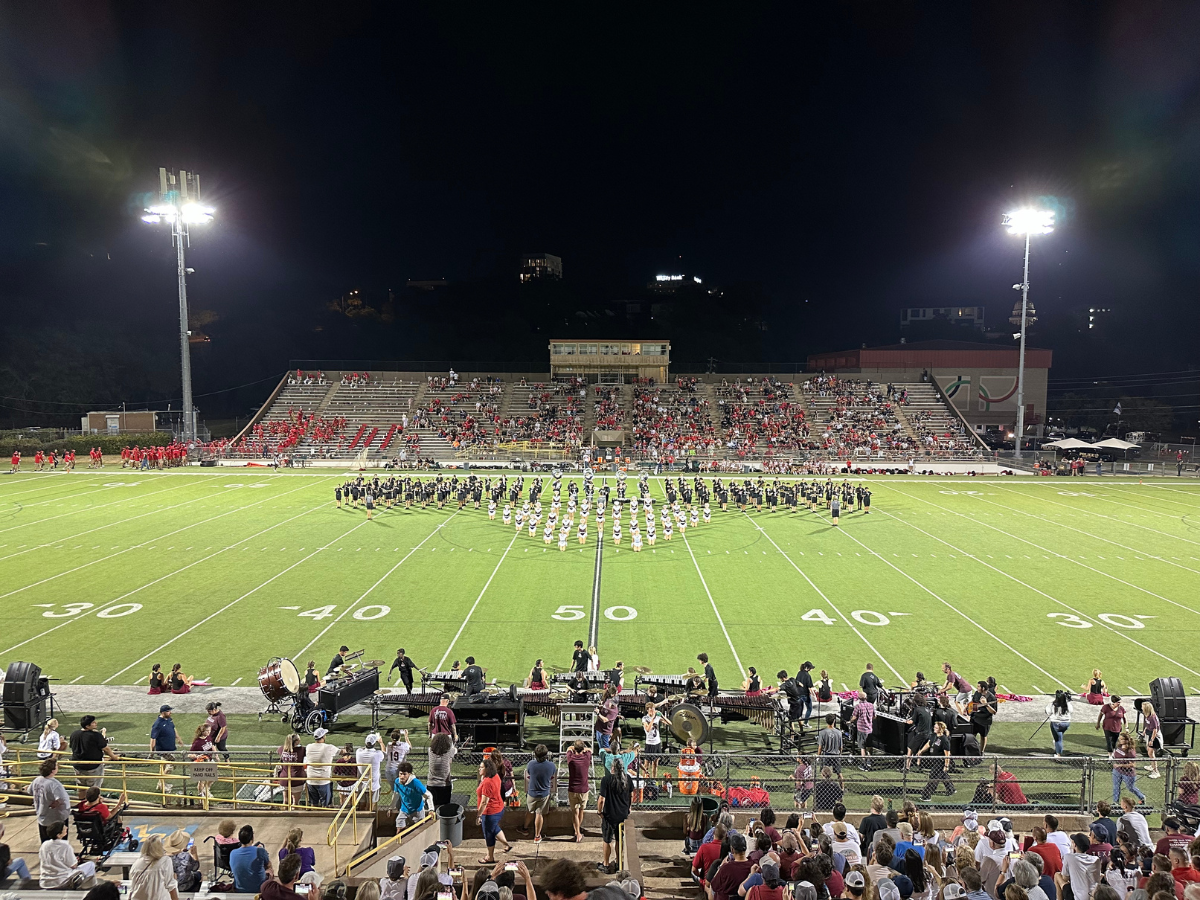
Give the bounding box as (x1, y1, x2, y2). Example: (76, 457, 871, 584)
(1002, 207, 1054, 459)
(142, 168, 214, 444)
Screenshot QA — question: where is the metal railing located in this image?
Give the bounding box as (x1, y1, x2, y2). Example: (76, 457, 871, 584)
(2, 748, 372, 813)
(326, 765, 374, 875)
(616, 753, 1188, 813)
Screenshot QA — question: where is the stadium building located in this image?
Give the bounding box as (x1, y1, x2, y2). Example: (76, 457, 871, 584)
(807, 339, 1052, 436)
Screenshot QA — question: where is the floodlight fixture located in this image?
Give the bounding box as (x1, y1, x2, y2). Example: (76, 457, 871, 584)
(141, 168, 214, 443)
(1002, 205, 1054, 458)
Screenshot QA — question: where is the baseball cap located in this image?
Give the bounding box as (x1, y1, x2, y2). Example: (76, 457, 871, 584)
(833, 822, 848, 839)
(879, 879, 901, 900)
(893, 874, 914, 899)
(418, 850, 439, 869)
(365, 732, 381, 747)
(963, 810, 979, 829)
(729, 833, 748, 853)
(159, 704, 173, 712)
(845, 871, 866, 891)
(944, 884, 966, 900)
(475, 881, 500, 900)
(759, 861, 780, 882)
(313, 727, 329, 739)
(989, 829, 1007, 845)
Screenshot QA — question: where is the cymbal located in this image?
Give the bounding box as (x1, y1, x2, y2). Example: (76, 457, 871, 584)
(374, 689, 392, 695)
(631, 666, 653, 675)
(364, 660, 386, 667)
(546, 664, 570, 674)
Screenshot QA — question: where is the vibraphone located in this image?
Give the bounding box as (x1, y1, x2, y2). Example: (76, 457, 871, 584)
(715, 692, 778, 728)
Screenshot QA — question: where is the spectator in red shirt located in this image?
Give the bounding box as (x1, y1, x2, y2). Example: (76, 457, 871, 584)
(1029, 826, 1063, 877)
(1170, 848, 1200, 885)
(693, 824, 728, 885)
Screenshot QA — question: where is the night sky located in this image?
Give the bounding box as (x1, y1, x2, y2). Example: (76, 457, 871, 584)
(1, 3, 1197, 423)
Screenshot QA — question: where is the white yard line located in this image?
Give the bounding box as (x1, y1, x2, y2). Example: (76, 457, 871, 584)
(0, 487, 321, 648)
(103, 516, 372, 683)
(0, 480, 315, 602)
(437, 530, 520, 670)
(810, 503, 1075, 689)
(882, 486, 1200, 678)
(991, 484, 1200, 560)
(681, 530, 746, 680)
(231, 677, 242, 686)
(589, 527, 604, 649)
(1098, 485, 1200, 513)
(0, 479, 231, 558)
(0, 478, 192, 537)
(742, 512, 904, 683)
(296, 512, 460, 660)
(0, 482, 125, 510)
(966, 488, 1200, 618)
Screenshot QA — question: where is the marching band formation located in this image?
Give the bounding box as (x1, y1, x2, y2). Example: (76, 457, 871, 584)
(332, 467, 875, 540)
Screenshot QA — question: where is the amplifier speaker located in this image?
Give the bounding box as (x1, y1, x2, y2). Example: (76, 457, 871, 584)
(1150, 677, 1186, 721)
(452, 698, 523, 745)
(3, 661, 44, 730)
(1162, 721, 1187, 746)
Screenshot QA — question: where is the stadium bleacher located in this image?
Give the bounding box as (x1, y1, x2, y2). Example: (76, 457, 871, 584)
(227, 369, 983, 464)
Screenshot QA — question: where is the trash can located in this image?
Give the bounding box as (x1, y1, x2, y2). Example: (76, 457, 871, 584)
(701, 797, 720, 818)
(438, 803, 465, 847)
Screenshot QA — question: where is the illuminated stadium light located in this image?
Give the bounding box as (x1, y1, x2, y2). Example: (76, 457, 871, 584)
(1002, 206, 1054, 459)
(141, 168, 215, 443)
(1002, 207, 1055, 235)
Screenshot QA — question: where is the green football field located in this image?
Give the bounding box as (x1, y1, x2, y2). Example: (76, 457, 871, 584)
(2, 468, 1199, 698)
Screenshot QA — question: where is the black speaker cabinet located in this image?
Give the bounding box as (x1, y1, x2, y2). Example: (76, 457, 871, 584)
(1150, 677, 1186, 721)
(3, 661, 44, 730)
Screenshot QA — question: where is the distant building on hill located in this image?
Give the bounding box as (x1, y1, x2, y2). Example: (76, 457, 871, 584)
(900, 306, 986, 330)
(519, 253, 562, 281)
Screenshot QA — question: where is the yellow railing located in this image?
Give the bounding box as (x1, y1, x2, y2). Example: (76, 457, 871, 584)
(343, 810, 436, 877)
(325, 765, 374, 875)
(4, 748, 364, 813)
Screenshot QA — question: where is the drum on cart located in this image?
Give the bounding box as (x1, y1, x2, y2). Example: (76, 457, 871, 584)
(258, 657, 300, 704)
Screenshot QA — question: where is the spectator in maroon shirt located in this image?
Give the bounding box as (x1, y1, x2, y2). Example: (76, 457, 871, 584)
(1096, 696, 1127, 753)
(693, 824, 728, 886)
(428, 696, 458, 742)
(708, 833, 753, 900)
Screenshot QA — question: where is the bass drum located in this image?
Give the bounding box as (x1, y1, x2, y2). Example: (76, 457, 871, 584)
(668, 702, 710, 745)
(258, 658, 301, 703)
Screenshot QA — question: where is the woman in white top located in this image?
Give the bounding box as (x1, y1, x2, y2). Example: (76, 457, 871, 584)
(37, 718, 61, 760)
(38, 821, 97, 889)
(1046, 690, 1071, 758)
(587, 646, 600, 672)
(128, 834, 179, 900)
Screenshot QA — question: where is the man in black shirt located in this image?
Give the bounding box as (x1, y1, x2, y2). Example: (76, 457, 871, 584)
(463, 656, 486, 697)
(567, 671, 590, 703)
(69, 715, 118, 798)
(698, 653, 717, 711)
(858, 795, 887, 855)
(327, 645, 350, 677)
(571, 640, 589, 673)
(905, 694, 934, 766)
(859, 663, 883, 704)
(777, 670, 803, 721)
(795, 661, 815, 725)
(389, 648, 416, 694)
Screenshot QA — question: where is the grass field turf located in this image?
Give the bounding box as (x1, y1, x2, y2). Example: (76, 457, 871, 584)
(2, 469, 1200, 697)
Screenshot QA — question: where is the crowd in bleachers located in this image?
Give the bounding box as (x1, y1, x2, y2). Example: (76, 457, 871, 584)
(631, 383, 718, 458)
(909, 409, 978, 453)
(804, 378, 919, 459)
(225, 409, 347, 457)
(593, 385, 626, 430)
(339, 372, 374, 386)
(287, 369, 327, 385)
(717, 377, 812, 456)
(498, 381, 584, 446)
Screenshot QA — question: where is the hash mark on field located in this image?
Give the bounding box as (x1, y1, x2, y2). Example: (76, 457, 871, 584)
(71, 675, 83, 684)
(1128, 686, 1137, 693)
(1031, 685, 1043, 694)
(231, 677, 242, 686)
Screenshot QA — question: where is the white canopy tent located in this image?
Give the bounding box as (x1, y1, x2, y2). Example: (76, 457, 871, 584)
(1091, 438, 1141, 450)
(1041, 438, 1094, 450)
